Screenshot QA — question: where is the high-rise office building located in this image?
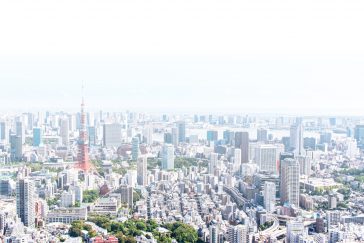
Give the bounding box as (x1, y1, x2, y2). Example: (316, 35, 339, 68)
(164, 132, 172, 144)
(60, 118, 69, 146)
(290, 120, 304, 156)
(297, 155, 311, 176)
(171, 127, 179, 146)
(132, 137, 140, 161)
(264, 181, 276, 213)
(103, 123, 122, 147)
(280, 158, 300, 207)
(235, 132, 249, 163)
(10, 134, 23, 161)
(16, 178, 35, 227)
(143, 126, 153, 145)
(177, 121, 186, 143)
(16, 121, 25, 144)
(228, 224, 248, 243)
(257, 128, 268, 142)
(88, 126, 97, 146)
(120, 185, 133, 208)
(207, 130, 218, 142)
(209, 224, 219, 243)
(354, 125, 364, 148)
(234, 148, 242, 172)
(162, 144, 174, 170)
(286, 219, 305, 243)
(254, 144, 283, 174)
(33, 127, 42, 147)
(0, 121, 8, 142)
(137, 156, 148, 186)
(209, 152, 219, 174)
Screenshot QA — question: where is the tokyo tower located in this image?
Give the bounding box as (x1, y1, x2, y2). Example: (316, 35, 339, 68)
(77, 87, 91, 172)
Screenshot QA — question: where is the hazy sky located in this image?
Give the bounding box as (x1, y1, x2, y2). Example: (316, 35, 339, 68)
(1, 0, 364, 115)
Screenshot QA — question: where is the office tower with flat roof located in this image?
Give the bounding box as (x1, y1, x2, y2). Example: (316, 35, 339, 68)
(16, 178, 35, 227)
(172, 127, 179, 146)
(132, 137, 140, 161)
(103, 123, 122, 147)
(137, 156, 148, 186)
(297, 155, 311, 176)
(290, 120, 304, 156)
(33, 127, 42, 147)
(177, 121, 186, 143)
(143, 125, 153, 145)
(162, 144, 174, 170)
(235, 132, 249, 163)
(254, 144, 283, 174)
(10, 134, 23, 161)
(60, 117, 69, 146)
(257, 128, 268, 142)
(264, 181, 276, 213)
(207, 130, 218, 142)
(120, 185, 133, 208)
(280, 158, 300, 207)
(16, 121, 25, 144)
(88, 126, 96, 146)
(0, 121, 8, 143)
(234, 148, 242, 173)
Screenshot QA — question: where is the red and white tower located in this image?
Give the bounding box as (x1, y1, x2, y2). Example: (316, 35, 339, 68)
(77, 87, 91, 172)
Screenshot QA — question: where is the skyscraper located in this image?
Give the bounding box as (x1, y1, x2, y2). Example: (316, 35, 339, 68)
(264, 181, 276, 213)
(143, 125, 153, 145)
(33, 127, 42, 147)
(228, 224, 248, 243)
(297, 155, 311, 176)
(233, 148, 242, 172)
(103, 123, 122, 147)
(280, 158, 300, 207)
(290, 120, 304, 156)
(120, 185, 133, 208)
(209, 152, 219, 174)
(10, 134, 22, 161)
(235, 132, 249, 163)
(177, 121, 186, 143)
(88, 126, 97, 146)
(132, 137, 140, 161)
(16, 121, 25, 144)
(137, 156, 148, 186)
(171, 127, 179, 146)
(60, 117, 69, 146)
(257, 128, 268, 142)
(16, 178, 35, 227)
(0, 121, 8, 142)
(162, 144, 174, 170)
(254, 144, 283, 174)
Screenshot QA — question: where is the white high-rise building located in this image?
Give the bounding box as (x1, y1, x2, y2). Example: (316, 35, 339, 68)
(132, 137, 140, 161)
(209, 152, 219, 174)
(137, 156, 148, 186)
(172, 127, 179, 146)
(286, 219, 306, 243)
(103, 123, 122, 147)
(143, 125, 153, 145)
(60, 117, 69, 146)
(234, 148, 242, 172)
(280, 158, 300, 207)
(209, 224, 219, 243)
(60, 191, 75, 207)
(162, 144, 174, 170)
(254, 144, 283, 174)
(16, 178, 35, 227)
(297, 155, 311, 176)
(290, 120, 304, 156)
(228, 224, 248, 243)
(264, 181, 276, 213)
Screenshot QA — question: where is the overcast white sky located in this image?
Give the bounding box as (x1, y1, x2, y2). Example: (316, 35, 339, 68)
(0, 0, 364, 115)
